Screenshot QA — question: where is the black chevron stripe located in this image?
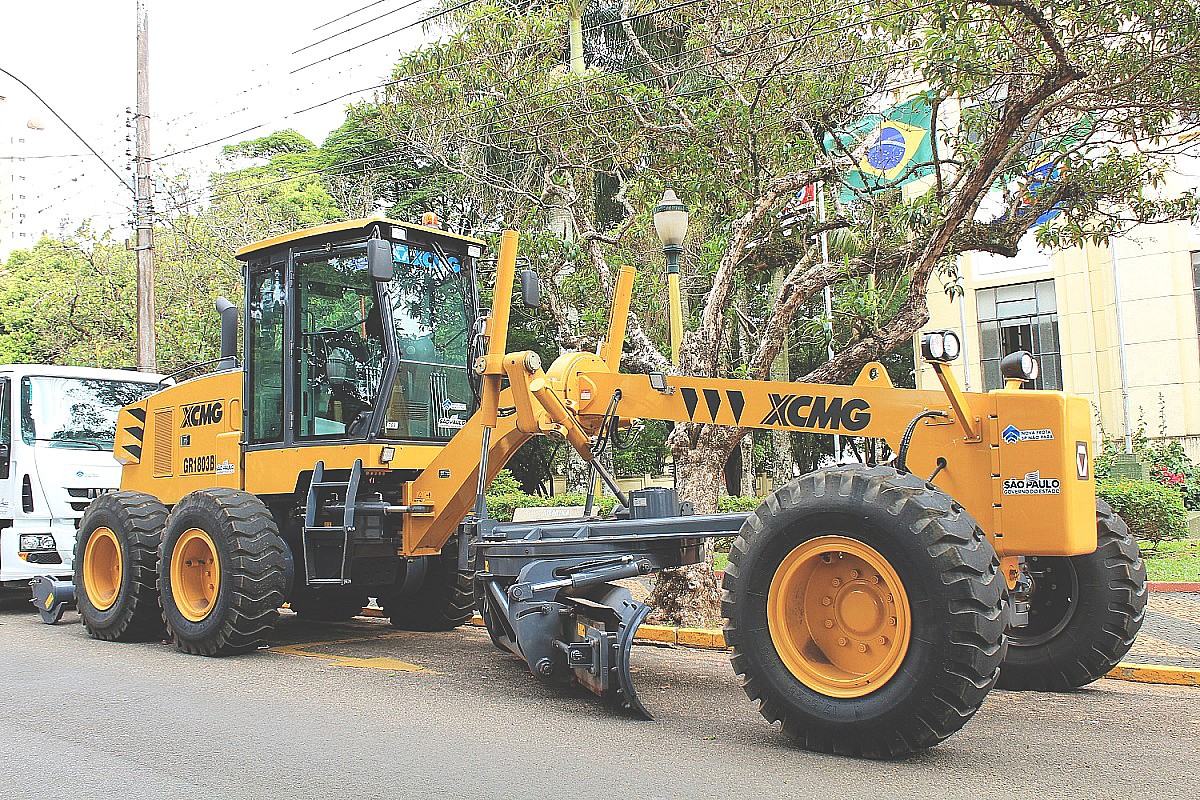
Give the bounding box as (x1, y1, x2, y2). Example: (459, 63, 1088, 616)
(703, 389, 722, 421)
(680, 387, 699, 420)
(727, 390, 745, 424)
(123, 425, 144, 442)
(127, 407, 147, 424)
(124, 444, 142, 460)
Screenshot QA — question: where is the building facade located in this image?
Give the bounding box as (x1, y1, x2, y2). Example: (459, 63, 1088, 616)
(917, 161, 1200, 458)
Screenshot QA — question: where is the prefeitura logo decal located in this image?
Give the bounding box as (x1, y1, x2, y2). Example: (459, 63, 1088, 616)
(1001, 424, 1054, 443)
(1002, 470, 1061, 495)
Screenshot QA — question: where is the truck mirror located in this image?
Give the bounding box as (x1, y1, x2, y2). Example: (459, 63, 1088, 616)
(0, 443, 8, 464)
(367, 239, 394, 282)
(519, 269, 541, 308)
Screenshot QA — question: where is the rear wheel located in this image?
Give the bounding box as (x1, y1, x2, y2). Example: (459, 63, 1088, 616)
(159, 489, 288, 656)
(289, 587, 369, 621)
(722, 465, 1005, 759)
(382, 541, 473, 631)
(997, 500, 1146, 690)
(75, 491, 167, 641)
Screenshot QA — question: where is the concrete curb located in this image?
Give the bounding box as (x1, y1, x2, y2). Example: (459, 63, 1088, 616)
(360, 607, 1200, 685)
(1104, 664, 1200, 686)
(1147, 581, 1200, 592)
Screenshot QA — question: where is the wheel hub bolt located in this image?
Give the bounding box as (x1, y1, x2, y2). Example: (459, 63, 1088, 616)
(837, 637, 847, 646)
(821, 596, 832, 606)
(857, 643, 868, 653)
(849, 569, 860, 579)
(824, 619, 834, 629)
(888, 616, 897, 626)
(872, 575, 882, 584)
(831, 578, 842, 587)
(878, 636, 888, 645)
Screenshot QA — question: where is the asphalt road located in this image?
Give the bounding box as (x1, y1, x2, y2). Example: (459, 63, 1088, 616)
(1, 603, 1195, 800)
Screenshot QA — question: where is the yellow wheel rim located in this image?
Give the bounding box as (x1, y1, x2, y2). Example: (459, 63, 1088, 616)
(83, 527, 123, 611)
(171, 528, 221, 622)
(767, 535, 911, 698)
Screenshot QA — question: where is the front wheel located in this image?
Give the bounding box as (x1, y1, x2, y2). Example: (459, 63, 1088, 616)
(997, 500, 1146, 690)
(75, 491, 167, 642)
(722, 466, 1005, 759)
(159, 489, 289, 656)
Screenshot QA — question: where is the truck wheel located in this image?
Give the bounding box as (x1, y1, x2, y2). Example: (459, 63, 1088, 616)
(159, 489, 288, 656)
(382, 542, 474, 631)
(289, 587, 369, 621)
(75, 491, 168, 641)
(997, 500, 1146, 690)
(722, 465, 1005, 759)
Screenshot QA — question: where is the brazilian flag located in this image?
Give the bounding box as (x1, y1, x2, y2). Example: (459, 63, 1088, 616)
(829, 97, 934, 195)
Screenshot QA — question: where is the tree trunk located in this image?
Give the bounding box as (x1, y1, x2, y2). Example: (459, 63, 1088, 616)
(740, 432, 755, 496)
(646, 425, 738, 627)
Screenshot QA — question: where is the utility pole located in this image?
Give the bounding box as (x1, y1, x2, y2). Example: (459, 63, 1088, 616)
(135, 0, 157, 372)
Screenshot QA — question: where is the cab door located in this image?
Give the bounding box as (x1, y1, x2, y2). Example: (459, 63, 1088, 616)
(0, 377, 13, 521)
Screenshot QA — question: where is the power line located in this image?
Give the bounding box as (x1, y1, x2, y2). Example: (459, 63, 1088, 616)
(293, 0, 428, 55)
(291, 0, 480, 74)
(314, 0, 397, 31)
(0, 66, 134, 195)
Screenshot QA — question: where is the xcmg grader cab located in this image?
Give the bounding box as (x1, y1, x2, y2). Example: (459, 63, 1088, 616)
(66, 220, 1146, 759)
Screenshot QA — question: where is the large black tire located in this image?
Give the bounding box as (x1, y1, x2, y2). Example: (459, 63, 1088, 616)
(382, 542, 474, 631)
(722, 465, 1005, 759)
(159, 489, 288, 656)
(289, 587, 369, 622)
(74, 491, 167, 642)
(996, 500, 1146, 690)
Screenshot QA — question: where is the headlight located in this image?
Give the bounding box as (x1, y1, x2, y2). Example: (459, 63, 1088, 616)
(920, 330, 961, 363)
(19, 534, 56, 552)
(1000, 350, 1040, 382)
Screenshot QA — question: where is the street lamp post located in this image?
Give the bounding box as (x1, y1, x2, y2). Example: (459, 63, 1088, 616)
(653, 189, 689, 366)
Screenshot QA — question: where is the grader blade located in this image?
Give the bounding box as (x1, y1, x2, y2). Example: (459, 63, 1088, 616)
(564, 589, 654, 719)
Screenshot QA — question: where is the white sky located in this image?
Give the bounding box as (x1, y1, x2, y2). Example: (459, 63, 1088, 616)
(1, 0, 431, 238)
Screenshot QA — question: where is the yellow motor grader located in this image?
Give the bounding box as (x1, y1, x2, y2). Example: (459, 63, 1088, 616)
(60, 218, 1144, 758)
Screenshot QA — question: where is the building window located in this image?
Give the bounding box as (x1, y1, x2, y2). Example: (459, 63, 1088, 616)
(977, 280, 1063, 390)
(1192, 251, 1200, 353)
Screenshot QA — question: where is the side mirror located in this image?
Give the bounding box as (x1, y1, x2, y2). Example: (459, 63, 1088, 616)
(0, 443, 9, 463)
(367, 239, 394, 282)
(518, 269, 541, 308)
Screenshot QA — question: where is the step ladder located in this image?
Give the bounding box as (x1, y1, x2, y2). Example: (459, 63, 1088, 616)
(302, 459, 363, 586)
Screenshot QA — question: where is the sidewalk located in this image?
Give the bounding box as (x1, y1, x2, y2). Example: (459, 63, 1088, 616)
(1126, 591, 1200, 671)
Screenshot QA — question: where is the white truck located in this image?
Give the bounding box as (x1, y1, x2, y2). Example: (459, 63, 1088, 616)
(0, 365, 164, 609)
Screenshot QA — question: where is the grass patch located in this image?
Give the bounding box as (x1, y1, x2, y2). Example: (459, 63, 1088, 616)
(713, 551, 729, 573)
(1141, 538, 1200, 582)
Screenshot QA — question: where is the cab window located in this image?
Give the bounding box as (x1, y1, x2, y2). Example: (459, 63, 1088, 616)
(248, 266, 285, 443)
(296, 251, 385, 438)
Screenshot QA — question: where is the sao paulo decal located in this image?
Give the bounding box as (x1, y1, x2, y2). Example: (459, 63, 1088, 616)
(1002, 470, 1061, 495)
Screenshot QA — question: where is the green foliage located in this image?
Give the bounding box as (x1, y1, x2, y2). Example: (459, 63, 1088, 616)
(1098, 479, 1189, 546)
(0, 223, 240, 372)
(1094, 422, 1200, 510)
(717, 494, 764, 513)
(612, 420, 671, 476)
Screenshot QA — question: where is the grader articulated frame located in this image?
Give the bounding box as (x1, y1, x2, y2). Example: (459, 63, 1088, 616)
(65, 219, 1146, 759)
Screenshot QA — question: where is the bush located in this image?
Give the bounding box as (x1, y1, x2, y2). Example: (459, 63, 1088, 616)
(485, 470, 616, 522)
(718, 495, 765, 513)
(1097, 479, 1188, 546)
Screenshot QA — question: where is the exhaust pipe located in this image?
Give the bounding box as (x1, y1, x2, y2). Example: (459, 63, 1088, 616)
(216, 296, 238, 369)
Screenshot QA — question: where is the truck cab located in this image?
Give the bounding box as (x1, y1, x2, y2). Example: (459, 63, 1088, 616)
(0, 365, 163, 590)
